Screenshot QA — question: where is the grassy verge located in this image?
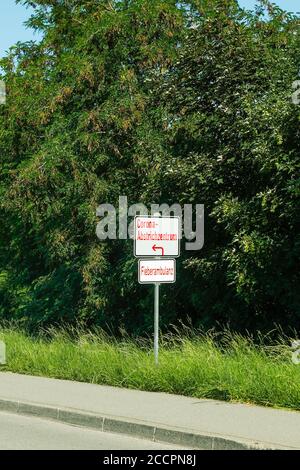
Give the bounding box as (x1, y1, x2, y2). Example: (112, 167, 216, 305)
(0, 326, 299, 410)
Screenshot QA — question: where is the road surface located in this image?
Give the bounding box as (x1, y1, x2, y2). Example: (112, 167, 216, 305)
(0, 411, 187, 450)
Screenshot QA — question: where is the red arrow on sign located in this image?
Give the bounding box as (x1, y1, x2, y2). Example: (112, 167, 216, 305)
(152, 244, 165, 256)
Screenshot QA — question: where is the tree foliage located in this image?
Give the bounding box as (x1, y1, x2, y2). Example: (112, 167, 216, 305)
(0, 0, 299, 334)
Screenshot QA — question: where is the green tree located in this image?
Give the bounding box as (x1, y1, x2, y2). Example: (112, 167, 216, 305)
(0, 0, 185, 331)
(157, 0, 300, 330)
(0, 0, 299, 334)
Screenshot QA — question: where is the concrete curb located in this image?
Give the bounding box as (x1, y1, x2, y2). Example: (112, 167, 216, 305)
(0, 398, 291, 450)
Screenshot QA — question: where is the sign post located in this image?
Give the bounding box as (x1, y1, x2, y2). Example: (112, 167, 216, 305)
(154, 282, 159, 366)
(134, 215, 180, 365)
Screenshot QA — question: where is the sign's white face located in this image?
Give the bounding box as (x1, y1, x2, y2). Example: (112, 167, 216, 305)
(138, 259, 176, 284)
(134, 216, 180, 257)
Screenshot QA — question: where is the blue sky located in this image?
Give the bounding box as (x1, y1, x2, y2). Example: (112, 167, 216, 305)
(0, 0, 299, 58)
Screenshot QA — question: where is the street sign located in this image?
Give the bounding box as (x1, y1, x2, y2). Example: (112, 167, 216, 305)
(138, 259, 176, 284)
(134, 216, 180, 258)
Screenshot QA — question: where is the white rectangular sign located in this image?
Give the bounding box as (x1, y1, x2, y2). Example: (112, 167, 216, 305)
(138, 259, 176, 284)
(134, 216, 180, 257)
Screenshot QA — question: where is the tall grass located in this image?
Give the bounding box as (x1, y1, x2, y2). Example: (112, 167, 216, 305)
(0, 325, 299, 410)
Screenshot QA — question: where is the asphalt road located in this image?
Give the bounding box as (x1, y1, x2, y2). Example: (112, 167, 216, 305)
(0, 411, 186, 450)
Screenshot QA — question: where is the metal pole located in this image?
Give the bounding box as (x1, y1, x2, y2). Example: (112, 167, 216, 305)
(153, 211, 161, 366)
(154, 283, 160, 365)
